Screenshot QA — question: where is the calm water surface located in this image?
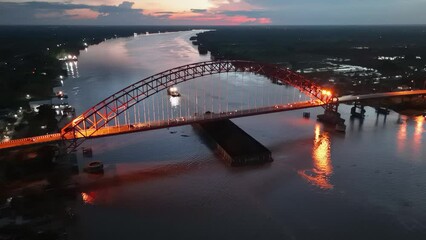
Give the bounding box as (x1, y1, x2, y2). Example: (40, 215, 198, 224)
(60, 31, 426, 240)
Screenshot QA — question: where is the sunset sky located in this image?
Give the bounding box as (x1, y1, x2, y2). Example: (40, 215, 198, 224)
(1, 0, 426, 25)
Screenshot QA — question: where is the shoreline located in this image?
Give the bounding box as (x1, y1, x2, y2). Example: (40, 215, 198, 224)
(0, 27, 209, 141)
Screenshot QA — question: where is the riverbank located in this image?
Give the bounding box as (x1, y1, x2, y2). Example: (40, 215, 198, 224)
(195, 26, 426, 96)
(0, 26, 205, 140)
(0, 26, 203, 108)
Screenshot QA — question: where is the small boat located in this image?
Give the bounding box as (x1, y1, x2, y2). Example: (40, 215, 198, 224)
(303, 112, 310, 119)
(56, 91, 68, 99)
(84, 161, 104, 174)
(167, 87, 180, 97)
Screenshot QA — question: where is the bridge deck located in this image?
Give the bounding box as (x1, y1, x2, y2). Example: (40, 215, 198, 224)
(0, 100, 323, 150)
(1, 90, 425, 150)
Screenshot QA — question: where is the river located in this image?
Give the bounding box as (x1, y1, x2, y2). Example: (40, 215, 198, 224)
(59, 30, 426, 240)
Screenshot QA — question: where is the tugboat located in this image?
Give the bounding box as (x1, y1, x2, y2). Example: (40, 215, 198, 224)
(56, 91, 68, 99)
(167, 87, 181, 97)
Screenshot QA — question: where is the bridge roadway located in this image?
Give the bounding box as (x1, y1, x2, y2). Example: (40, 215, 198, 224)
(0, 90, 425, 150)
(0, 100, 325, 150)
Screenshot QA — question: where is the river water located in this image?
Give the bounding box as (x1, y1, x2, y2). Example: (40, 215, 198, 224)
(60, 31, 426, 240)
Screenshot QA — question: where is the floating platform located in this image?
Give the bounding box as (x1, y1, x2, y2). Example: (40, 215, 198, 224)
(317, 110, 345, 125)
(195, 119, 273, 166)
(317, 110, 346, 132)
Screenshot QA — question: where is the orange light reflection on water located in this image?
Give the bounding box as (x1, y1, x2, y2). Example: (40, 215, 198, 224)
(413, 116, 425, 157)
(397, 118, 407, 153)
(397, 115, 424, 157)
(299, 124, 333, 190)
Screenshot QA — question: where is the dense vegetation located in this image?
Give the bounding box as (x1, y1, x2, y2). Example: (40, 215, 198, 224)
(196, 26, 426, 94)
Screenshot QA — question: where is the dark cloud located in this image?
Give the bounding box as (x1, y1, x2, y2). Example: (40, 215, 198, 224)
(0, 1, 163, 25)
(118, 1, 134, 9)
(155, 11, 176, 14)
(219, 10, 266, 18)
(190, 9, 207, 13)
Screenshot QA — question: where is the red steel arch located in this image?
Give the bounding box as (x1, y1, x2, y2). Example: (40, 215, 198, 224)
(61, 60, 334, 141)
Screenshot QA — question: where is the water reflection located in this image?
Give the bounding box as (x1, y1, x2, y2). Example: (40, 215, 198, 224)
(299, 124, 333, 189)
(397, 115, 425, 157)
(397, 116, 407, 153)
(413, 116, 425, 158)
(414, 116, 424, 143)
(65, 61, 79, 78)
(170, 96, 180, 108)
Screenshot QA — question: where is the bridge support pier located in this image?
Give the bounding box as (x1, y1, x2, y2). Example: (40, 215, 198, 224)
(375, 112, 388, 126)
(375, 107, 390, 116)
(317, 103, 346, 132)
(350, 102, 366, 119)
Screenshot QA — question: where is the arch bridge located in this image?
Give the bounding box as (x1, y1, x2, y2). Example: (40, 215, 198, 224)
(61, 60, 336, 149)
(1, 60, 425, 151)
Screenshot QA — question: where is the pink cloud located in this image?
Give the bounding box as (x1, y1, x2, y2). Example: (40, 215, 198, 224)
(161, 0, 270, 25)
(64, 8, 102, 20)
(169, 12, 271, 25)
(258, 17, 272, 24)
